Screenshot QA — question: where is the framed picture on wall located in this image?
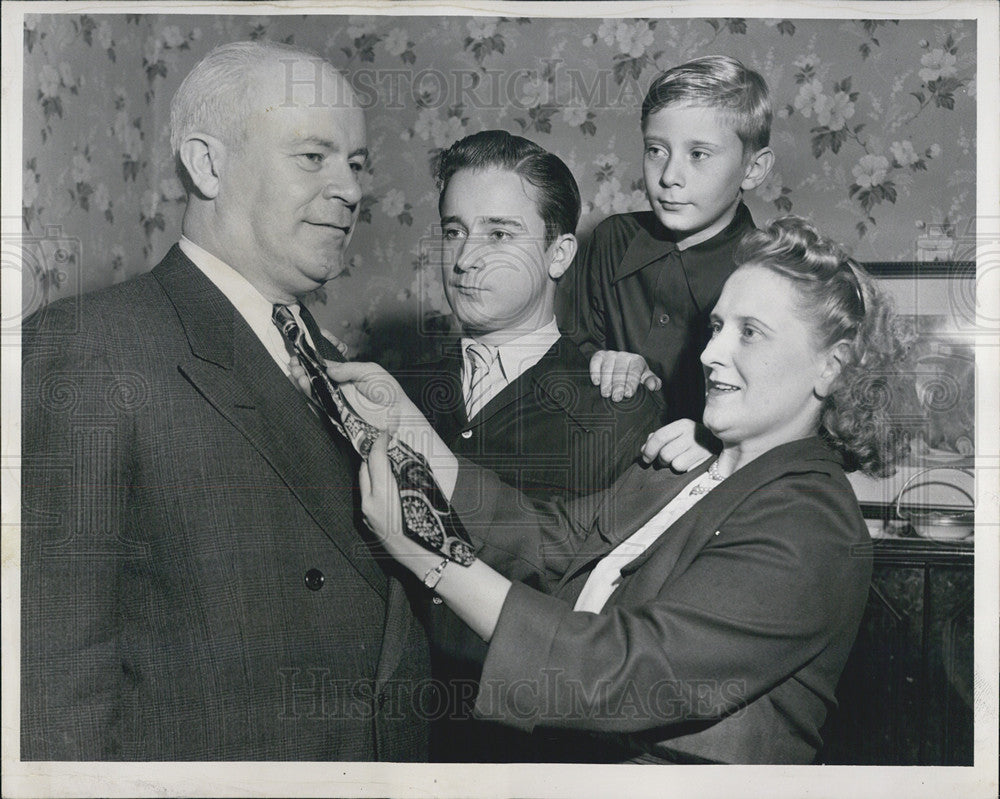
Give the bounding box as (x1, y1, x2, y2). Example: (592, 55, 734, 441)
(852, 296, 976, 541)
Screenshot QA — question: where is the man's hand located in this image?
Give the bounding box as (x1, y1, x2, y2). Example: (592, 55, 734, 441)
(641, 419, 717, 472)
(590, 350, 662, 401)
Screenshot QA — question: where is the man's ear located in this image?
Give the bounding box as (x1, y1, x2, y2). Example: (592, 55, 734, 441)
(178, 134, 226, 199)
(815, 339, 851, 398)
(546, 233, 578, 280)
(740, 147, 775, 192)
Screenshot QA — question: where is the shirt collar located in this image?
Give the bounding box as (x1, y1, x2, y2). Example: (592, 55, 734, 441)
(612, 203, 754, 284)
(461, 317, 560, 386)
(179, 236, 295, 375)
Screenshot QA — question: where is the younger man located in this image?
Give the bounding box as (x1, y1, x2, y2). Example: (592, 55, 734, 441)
(397, 130, 661, 761)
(563, 55, 774, 427)
(399, 129, 661, 501)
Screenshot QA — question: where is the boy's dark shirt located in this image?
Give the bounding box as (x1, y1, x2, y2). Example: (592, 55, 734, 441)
(560, 202, 755, 424)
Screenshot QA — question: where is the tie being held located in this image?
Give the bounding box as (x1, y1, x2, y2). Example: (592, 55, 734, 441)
(273, 304, 475, 565)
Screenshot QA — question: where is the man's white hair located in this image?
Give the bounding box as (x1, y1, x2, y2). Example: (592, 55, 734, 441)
(169, 39, 329, 156)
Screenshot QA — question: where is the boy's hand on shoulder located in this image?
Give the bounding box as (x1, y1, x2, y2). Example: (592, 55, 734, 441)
(641, 419, 718, 472)
(590, 350, 662, 402)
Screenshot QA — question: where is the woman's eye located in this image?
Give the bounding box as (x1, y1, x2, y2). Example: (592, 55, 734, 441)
(708, 322, 721, 336)
(741, 326, 759, 340)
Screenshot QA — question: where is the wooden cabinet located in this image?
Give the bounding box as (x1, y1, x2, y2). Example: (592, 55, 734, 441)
(819, 537, 974, 765)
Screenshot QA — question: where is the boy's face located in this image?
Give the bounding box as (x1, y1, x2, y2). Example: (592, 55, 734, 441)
(642, 103, 765, 249)
(440, 167, 565, 344)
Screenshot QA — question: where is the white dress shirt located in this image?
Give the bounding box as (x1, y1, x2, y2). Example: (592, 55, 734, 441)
(460, 318, 561, 419)
(179, 237, 310, 378)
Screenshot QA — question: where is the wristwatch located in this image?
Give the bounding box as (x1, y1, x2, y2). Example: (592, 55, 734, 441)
(422, 559, 449, 599)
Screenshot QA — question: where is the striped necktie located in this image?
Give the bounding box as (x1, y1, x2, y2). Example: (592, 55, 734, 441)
(464, 341, 497, 421)
(272, 304, 474, 565)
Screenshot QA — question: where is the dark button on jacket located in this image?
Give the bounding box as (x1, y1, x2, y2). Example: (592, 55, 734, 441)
(304, 568, 325, 591)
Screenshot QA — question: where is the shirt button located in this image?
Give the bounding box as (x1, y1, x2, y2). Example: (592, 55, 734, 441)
(460, 430, 473, 439)
(304, 568, 325, 591)
(657, 313, 670, 326)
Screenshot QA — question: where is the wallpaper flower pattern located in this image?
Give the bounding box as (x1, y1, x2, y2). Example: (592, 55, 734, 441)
(21, 14, 976, 365)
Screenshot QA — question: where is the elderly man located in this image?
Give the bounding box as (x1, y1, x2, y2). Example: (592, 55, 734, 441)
(21, 41, 428, 761)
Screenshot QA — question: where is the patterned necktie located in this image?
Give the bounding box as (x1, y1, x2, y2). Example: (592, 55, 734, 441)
(273, 304, 475, 565)
(464, 341, 496, 421)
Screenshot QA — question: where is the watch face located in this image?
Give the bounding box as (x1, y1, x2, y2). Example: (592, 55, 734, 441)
(423, 560, 448, 589)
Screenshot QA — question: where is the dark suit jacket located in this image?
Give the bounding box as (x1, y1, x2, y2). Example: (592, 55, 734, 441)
(449, 437, 873, 764)
(397, 335, 663, 501)
(21, 246, 429, 761)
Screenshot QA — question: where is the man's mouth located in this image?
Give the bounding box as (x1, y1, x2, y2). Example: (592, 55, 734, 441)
(307, 222, 352, 234)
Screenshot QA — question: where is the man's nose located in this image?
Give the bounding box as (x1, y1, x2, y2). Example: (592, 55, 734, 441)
(452, 239, 483, 273)
(322, 164, 362, 207)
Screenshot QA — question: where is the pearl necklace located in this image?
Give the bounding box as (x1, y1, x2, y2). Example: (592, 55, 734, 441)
(689, 459, 725, 496)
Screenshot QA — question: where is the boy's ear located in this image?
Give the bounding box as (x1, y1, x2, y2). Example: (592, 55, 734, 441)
(740, 147, 775, 192)
(178, 133, 226, 199)
(547, 233, 578, 280)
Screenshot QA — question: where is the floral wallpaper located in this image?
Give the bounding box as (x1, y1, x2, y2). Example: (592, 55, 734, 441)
(21, 14, 976, 365)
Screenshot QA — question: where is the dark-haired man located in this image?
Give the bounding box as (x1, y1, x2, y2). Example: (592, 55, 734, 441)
(398, 130, 661, 502)
(396, 130, 660, 761)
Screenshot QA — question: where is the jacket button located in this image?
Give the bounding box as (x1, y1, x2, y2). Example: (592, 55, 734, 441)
(657, 313, 670, 326)
(460, 429, 473, 439)
(304, 568, 325, 591)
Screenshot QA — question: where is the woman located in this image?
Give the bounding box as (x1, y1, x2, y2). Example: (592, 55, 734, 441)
(327, 217, 914, 764)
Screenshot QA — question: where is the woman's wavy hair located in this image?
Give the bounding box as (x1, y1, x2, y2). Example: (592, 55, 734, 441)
(734, 217, 916, 476)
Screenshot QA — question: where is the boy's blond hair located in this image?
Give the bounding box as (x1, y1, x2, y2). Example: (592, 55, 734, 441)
(641, 55, 772, 152)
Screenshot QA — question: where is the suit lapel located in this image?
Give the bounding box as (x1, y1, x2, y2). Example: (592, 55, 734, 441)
(555, 462, 709, 591)
(420, 352, 468, 439)
(468, 337, 567, 427)
(607, 438, 841, 600)
(154, 247, 388, 599)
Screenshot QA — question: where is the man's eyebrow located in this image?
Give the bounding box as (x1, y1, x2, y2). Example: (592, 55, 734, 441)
(440, 214, 467, 227)
(350, 146, 369, 161)
(291, 135, 335, 148)
(484, 216, 527, 229)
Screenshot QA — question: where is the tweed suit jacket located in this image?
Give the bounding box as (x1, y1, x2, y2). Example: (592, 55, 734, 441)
(448, 437, 873, 764)
(21, 246, 429, 761)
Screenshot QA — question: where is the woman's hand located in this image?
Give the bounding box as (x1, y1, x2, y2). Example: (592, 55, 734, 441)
(641, 419, 718, 471)
(361, 434, 511, 642)
(359, 432, 407, 556)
